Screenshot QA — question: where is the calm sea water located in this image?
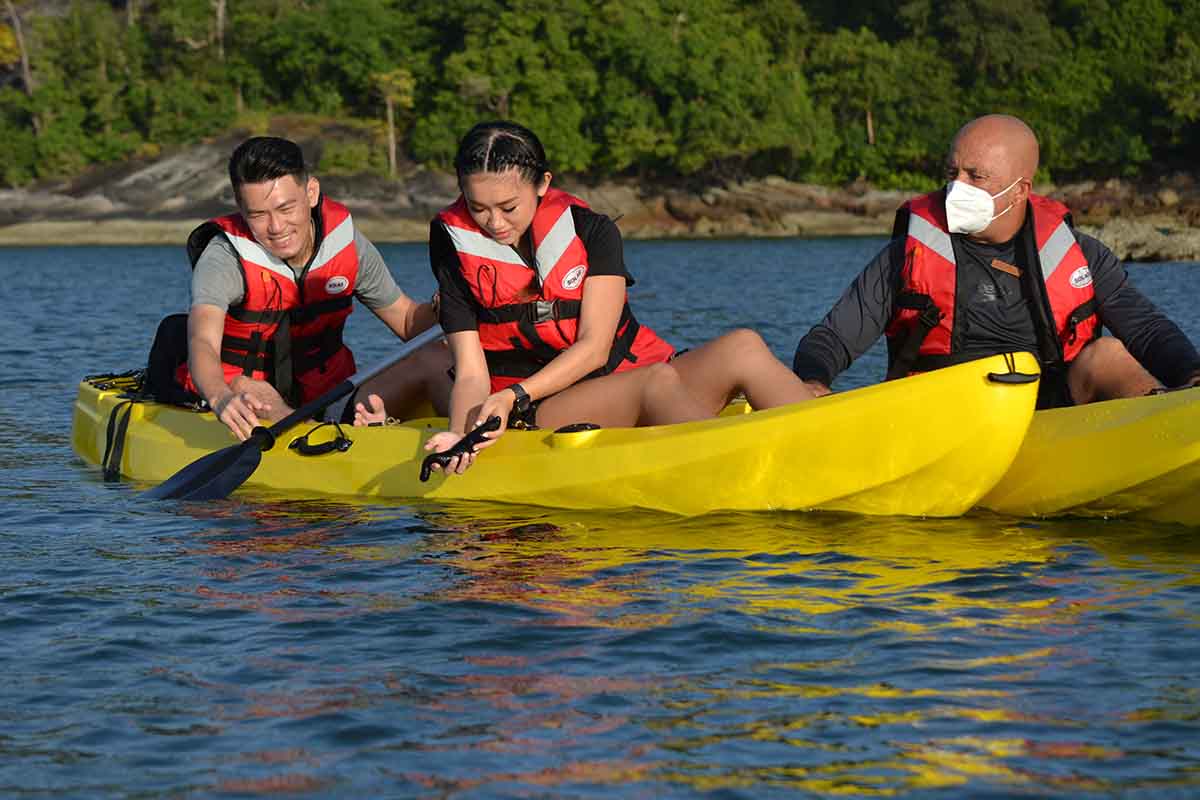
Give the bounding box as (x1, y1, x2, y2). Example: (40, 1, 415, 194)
(2, 238, 1200, 798)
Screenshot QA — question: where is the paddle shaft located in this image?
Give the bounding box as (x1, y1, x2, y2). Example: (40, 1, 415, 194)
(144, 325, 443, 500)
(256, 324, 445, 446)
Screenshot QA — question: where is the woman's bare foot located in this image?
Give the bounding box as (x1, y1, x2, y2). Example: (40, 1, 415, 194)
(352, 393, 388, 426)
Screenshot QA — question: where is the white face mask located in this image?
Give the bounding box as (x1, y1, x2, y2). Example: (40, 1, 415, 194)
(944, 177, 1022, 234)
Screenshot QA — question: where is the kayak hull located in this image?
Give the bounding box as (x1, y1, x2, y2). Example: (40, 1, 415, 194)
(980, 387, 1200, 525)
(73, 352, 1040, 516)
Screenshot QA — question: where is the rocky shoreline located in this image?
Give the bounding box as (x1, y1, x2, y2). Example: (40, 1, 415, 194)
(1, 138, 1198, 262)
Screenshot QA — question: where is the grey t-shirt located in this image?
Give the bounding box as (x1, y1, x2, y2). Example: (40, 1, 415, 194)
(190, 229, 404, 312)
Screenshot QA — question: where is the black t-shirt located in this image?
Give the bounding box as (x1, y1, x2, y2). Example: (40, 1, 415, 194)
(951, 236, 1040, 360)
(792, 227, 1200, 403)
(430, 204, 632, 334)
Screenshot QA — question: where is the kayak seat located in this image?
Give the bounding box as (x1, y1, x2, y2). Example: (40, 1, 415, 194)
(146, 312, 205, 407)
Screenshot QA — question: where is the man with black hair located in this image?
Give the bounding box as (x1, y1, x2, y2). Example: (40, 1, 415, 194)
(176, 136, 449, 440)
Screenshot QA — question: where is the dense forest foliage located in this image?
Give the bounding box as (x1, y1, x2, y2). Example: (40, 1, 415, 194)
(1, 0, 1198, 190)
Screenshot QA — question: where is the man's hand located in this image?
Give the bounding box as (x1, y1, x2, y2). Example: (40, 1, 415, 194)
(804, 380, 833, 398)
(210, 386, 271, 441)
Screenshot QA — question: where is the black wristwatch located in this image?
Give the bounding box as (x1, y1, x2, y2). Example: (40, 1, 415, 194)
(509, 383, 531, 414)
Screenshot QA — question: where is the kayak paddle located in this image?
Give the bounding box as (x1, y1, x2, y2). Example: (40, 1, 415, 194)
(419, 415, 502, 481)
(143, 325, 444, 501)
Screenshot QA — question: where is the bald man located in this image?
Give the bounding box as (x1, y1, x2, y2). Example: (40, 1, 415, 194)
(792, 114, 1200, 408)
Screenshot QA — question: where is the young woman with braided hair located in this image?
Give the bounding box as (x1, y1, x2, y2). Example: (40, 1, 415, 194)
(359, 120, 814, 474)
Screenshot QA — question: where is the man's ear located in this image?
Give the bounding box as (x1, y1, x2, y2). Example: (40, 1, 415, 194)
(307, 176, 321, 207)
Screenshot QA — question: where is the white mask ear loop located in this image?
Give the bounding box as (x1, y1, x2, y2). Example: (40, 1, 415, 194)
(992, 177, 1023, 219)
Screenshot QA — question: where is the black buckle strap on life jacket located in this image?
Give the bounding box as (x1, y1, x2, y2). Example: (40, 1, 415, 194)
(885, 291, 945, 380)
(227, 297, 352, 328)
(1064, 298, 1098, 345)
(271, 312, 298, 407)
(102, 399, 136, 481)
(292, 326, 345, 374)
(516, 309, 568, 367)
(596, 305, 641, 377)
(287, 295, 353, 326)
(220, 341, 271, 373)
(479, 298, 583, 325)
(227, 306, 283, 325)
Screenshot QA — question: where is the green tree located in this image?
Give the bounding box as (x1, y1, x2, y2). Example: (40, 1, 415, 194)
(900, 0, 1056, 87)
(410, 0, 599, 171)
(1151, 2, 1200, 159)
(807, 28, 958, 185)
(585, 0, 833, 176)
(0, 20, 17, 65)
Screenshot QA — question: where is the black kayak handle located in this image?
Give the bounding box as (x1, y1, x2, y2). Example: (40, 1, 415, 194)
(987, 371, 1039, 384)
(420, 416, 502, 482)
(288, 422, 353, 456)
(987, 352, 1040, 384)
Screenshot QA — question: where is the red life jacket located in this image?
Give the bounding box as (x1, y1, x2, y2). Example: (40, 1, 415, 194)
(437, 188, 675, 392)
(884, 191, 1098, 378)
(176, 195, 358, 405)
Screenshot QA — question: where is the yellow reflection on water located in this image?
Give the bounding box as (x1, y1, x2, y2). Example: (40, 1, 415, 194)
(164, 493, 1200, 796)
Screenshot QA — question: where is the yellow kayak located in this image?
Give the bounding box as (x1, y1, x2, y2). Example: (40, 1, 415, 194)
(73, 351, 1039, 516)
(980, 387, 1200, 526)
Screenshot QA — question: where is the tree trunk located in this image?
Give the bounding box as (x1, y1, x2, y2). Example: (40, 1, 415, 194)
(6, 0, 33, 96)
(126, 0, 137, 26)
(6, 0, 41, 135)
(866, 106, 875, 146)
(213, 0, 225, 61)
(99, 53, 111, 135)
(385, 95, 396, 177)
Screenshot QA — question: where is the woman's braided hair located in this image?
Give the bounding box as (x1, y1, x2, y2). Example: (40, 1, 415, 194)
(453, 121, 549, 186)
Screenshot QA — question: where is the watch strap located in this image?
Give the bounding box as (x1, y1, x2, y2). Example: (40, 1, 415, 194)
(509, 383, 531, 413)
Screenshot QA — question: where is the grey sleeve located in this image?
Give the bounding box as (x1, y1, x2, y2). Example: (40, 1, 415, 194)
(190, 237, 244, 310)
(353, 230, 405, 311)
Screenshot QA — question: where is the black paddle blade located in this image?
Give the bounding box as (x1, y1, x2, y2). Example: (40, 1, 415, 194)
(142, 437, 265, 501)
(419, 416, 502, 482)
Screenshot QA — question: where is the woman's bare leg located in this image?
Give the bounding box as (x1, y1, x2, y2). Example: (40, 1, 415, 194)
(670, 329, 815, 414)
(352, 340, 453, 424)
(535, 362, 711, 430)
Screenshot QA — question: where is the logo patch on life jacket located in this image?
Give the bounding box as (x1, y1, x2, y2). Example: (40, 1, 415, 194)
(561, 265, 587, 291)
(1069, 266, 1092, 289)
(324, 276, 350, 295)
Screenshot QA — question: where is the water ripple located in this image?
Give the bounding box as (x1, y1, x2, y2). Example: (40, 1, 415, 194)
(3, 245, 1200, 796)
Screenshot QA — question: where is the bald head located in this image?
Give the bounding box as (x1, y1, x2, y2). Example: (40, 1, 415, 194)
(951, 114, 1039, 183)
